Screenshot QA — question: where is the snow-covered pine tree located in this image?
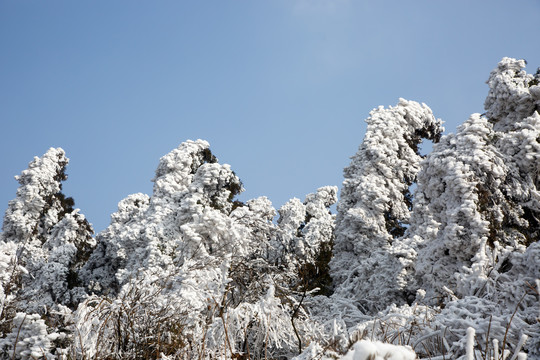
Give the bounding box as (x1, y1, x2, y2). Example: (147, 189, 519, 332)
(330, 99, 444, 314)
(0, 148, 94, 315)
(81, 140, 245, 295)
(408, 57, 540, 356)
(0, 148, 95, 358)
(412, 58, 540, 300)
(409, 114, 506, 301)
(77, 140, 305, 358)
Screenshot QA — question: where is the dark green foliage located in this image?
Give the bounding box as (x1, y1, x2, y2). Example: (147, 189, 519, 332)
(201, 147, 218, 164)
(384, 209, 407, 240)
(298, 239, 334, 296)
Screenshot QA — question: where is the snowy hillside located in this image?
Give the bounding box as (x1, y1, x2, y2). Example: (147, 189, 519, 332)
(1, 58, 539, 359)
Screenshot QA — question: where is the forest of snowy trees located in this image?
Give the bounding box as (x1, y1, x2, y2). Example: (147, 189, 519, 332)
(0, 57, 539, 359)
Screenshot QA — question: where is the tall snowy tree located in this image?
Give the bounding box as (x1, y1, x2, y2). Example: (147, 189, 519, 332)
(330, 99, 444, 313)
(409, 114, 506, 301)
(407, 58, 540, 356)
(412, 58, 540, 300)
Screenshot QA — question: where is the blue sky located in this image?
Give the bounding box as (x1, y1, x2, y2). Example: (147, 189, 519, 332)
(1, 0, 539, 232)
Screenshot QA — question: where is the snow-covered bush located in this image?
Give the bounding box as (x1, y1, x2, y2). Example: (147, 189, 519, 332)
(274, 186, 337, 295)
(205, 284, 308, 359)
(73, 275, 192, 359)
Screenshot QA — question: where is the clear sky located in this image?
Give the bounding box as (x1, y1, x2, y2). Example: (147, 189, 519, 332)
(1, 0, 539, 232)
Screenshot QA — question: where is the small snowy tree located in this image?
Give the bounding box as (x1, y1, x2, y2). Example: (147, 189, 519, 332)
(274, 186, 337, 295)
(227, 196, 279, 304)
(0, 148, 95, 357)
(80, 193, 150, 295)
(407, 58, 540, 357)
(0, 148, 95, 312)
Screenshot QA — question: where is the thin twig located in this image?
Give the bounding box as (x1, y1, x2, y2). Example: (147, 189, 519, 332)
(483, 315, 493, 360)
(501, 293, 527, 357)
(291, 287, 307, 354)
(11, 314, 27, 360)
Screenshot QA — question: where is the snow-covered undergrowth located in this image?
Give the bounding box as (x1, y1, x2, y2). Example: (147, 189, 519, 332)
(1, 58, 539, 359)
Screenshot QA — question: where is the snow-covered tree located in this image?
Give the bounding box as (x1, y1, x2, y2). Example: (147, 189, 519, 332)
(0, 148, 95, 358)
(407, 57, 540, 356)
(410, 114, 506, 301)
(81, 140, 245, 294)
(0, 148, 94, 315)
(411, 58, 540, 300)
(79, 193, 150, 295)
(330, 99, 443, 313)
(274, 186, 337, 295)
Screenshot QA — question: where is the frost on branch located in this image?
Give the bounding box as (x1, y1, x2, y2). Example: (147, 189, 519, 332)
(330, 99, 443, 313)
